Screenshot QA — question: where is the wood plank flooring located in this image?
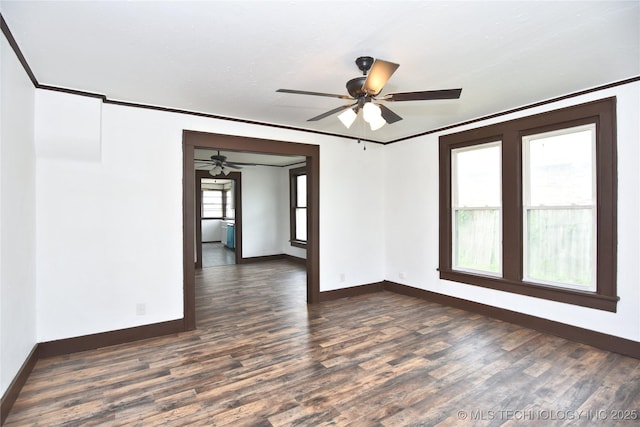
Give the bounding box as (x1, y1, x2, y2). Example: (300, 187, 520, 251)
(202, 243, 235, 268)
(5, 260, 640, 426)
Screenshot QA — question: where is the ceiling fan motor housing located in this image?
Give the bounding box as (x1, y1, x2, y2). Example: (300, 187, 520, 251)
(346, 76, 367, 98)
(211, 151, 226, 162)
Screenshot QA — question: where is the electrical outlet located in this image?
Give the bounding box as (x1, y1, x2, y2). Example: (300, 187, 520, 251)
(340, 273, 346, 283)
(136, 303, 146, 316)
(399, 272, 407, 280)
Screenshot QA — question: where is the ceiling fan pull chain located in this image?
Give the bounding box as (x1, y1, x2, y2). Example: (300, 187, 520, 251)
(357, 113, 366, 151)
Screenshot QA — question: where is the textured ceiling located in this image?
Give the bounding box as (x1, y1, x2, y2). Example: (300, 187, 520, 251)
(1, 1, 638, 143)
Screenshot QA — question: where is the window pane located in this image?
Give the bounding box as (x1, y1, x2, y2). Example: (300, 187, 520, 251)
(202, 189, 223, 218)
(296, 175, 307, 207)
(295, 208, 307, 241)
(454, 143, 501, 207)
(527, 126, 594, 206)
(203, 206, 223, 217)
(525, 208, 594, 288)
(225, 188, 234, 218)
(452, 142, 501, 275)
(523, 125, 596, 290)
(453, 209, 500, 273)
(202, 194, 221, 203)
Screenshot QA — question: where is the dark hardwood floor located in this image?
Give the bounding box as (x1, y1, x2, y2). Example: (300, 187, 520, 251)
(5, 260, 640, 426)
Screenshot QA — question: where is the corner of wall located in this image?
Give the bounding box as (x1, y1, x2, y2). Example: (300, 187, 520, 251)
(0, 32, 38, 398)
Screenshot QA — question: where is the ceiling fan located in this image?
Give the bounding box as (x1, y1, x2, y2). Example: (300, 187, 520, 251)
(277, 56, 462, 131)
(195, 151, 254, 176)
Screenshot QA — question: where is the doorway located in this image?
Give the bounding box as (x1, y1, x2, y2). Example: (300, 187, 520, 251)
(182, 130, 320, 331)
(195, 170, 241, 268)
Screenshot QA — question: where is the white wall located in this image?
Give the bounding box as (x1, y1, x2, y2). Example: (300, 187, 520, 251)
(33, 93, 386, 341)
(202, 219, 222, 242)
(0, 35, 37, 396)
(241, 166, 283, 258)
(35, 95, 185, 341)
(321, 141, 386, 291)
(384, 81, 640, 342)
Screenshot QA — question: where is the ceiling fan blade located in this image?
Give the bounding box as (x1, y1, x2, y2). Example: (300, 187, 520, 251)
(277, 89, 352, 99)
(379, 104, 403, 124)
(383, 88, 462, 102)
(227, 161, 259, 166)
(197, 160, 246, 170)
(362, 59, 399, 96)
(308, 103, 357, 121)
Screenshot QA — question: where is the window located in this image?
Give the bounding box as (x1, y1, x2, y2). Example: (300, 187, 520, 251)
(522, 125, 596, 291)
(202, 189, 224, 218)
(290, 166, 307, 247)
(439, 98, 618, 311)
(452, 142, 502, 275)
(201, 178, 233, 219)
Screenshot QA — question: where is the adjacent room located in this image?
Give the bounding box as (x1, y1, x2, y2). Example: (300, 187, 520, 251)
(1, 1, 639, 425)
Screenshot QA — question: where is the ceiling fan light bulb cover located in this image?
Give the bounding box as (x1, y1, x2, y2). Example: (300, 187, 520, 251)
(369, 115, 386, 131)
(362, 102, 382, 124)
(338, 108, 358, 128)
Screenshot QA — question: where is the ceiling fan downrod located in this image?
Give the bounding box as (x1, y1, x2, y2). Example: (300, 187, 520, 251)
(355, 56, 374, 76)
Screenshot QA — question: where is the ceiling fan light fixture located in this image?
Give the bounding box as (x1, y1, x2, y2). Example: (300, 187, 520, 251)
(369, 114, 386, 131)
(210, 165, 222, 176)
(362, 101, 382, 124)
(338, 108, 358, 128)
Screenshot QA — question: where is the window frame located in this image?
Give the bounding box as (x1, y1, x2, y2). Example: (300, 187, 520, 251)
(439, 97, 618, 312)
(201, 188, 226, 219)
(290, 166, 307, 248)
(451, 141, 503, 277)
(201, 178, 233, 220)
(521, 124, 597, 291)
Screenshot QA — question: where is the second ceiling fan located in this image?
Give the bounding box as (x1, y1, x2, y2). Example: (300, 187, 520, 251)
(196, 151, 257, 176)
(277, 56, 462, 131)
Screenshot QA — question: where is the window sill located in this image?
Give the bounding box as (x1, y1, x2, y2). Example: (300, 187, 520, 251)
(439, 269, 619, 312)
(290, 240, 307, 249)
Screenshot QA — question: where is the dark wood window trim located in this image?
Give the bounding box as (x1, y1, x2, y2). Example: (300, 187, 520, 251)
(290, 166, 307, 248)
(439, 97, 618, 312)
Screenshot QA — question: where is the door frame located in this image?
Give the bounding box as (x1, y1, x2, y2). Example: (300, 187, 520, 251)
(182, 130, 320, 330)
(195, 170, 241, 268)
